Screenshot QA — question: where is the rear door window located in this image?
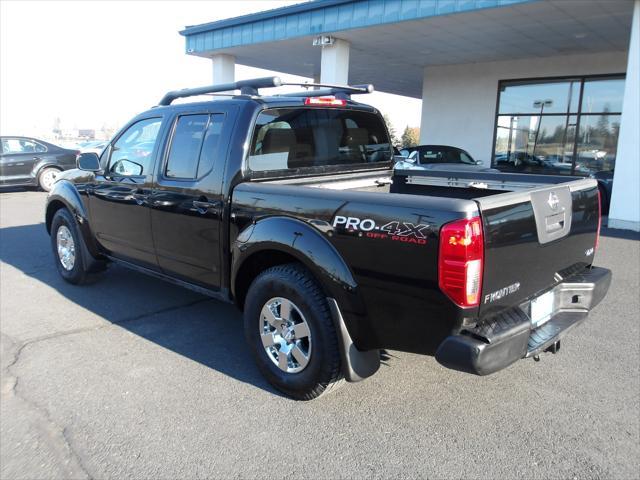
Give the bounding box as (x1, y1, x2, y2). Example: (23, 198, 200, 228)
(418, 147, 475, 165)
(1, 138, 46, 154)
(165, 115, 208, 179)
(164, 113, 225, 180)
(248, 108, 392, 173)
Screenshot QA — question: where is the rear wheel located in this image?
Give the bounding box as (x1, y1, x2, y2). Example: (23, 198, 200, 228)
(38, 167, 60, 192)
(244, 263, 343, 400)
(50, 208, 90, 284)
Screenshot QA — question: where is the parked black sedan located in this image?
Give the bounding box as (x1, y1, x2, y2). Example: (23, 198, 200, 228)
(396, 144, 498, 172)
(0, 136, 79, 191)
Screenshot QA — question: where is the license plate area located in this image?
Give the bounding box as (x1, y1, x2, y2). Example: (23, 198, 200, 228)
(530, 290, 554, 327)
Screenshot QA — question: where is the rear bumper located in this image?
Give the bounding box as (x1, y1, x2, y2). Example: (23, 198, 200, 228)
(435, 266, 612, 375)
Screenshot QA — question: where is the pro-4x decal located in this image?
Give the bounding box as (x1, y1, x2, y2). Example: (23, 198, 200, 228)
(332, 215, 431, 245)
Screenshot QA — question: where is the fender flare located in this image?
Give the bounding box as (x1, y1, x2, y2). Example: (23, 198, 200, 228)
(231, 216, 379, 382)
(32, 160, 63, 182)
(45, 180, 101, 262)
(232, 216, 360, 312)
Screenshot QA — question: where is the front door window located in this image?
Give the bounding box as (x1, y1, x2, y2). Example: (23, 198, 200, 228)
(108, 118, 162, 176)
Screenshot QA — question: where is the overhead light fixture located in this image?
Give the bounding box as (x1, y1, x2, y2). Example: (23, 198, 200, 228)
(313, 35, 335, 46)
(533, 99, 553, 108)
(574, 33, 587, 39)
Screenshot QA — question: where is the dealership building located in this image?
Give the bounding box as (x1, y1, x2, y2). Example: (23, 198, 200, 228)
(180, 0, 640, 231)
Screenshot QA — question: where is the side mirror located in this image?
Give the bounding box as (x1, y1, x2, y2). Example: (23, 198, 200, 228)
(77, 152, 101, 172)
(400, 149, 410, 158)
(111, 159, 143, 176)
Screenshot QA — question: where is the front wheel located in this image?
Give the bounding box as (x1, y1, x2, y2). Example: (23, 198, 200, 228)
(244, 263, 343, 400)
(50, 208, 90, 284)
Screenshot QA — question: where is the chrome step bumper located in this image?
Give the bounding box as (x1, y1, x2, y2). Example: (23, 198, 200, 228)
(435, 266, 612, 375)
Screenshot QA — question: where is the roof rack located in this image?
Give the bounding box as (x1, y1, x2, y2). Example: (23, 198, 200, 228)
(277, 82, 374, 99)
(159, 76, 281, 105)
(158, 77, 374, 105)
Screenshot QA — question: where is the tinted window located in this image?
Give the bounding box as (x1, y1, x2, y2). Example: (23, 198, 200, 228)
(1, 138, 46, 154)
(109, 118, 161, 176)
(459, 151, 474, 164)
(248, 108, 392, 172)
(166, 115, 208, 178)
(198, 114, 224, 177)
(418, 147, 475, 165)
(164, 114, 225, 180)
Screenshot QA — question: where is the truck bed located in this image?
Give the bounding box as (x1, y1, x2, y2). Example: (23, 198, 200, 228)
(262, 167, 586, 198)
(235, 167, 600, 353)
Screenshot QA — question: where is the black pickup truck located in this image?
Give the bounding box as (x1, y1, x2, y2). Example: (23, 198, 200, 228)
(45, 77, 611, 400)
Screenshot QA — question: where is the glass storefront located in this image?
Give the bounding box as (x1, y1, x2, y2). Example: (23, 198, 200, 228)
(493, 76, 624, 177)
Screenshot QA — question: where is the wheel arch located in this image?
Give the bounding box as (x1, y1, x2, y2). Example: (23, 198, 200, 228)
(37, 163, 63, 175)
(33, 161, 63, 181)
(231, 216, 361, 315)
(45, 181, 101, 259)
(233, 249, 306, 309)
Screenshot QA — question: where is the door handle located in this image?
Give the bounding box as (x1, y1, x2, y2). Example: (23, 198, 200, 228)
(132, 192, 148, 206)
(193, 199, 221, 213)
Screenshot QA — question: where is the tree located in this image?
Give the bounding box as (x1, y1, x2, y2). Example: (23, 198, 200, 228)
(596, 105, 611, 136)
(382, 113, 400, 147)
(401, 126, 420, 148)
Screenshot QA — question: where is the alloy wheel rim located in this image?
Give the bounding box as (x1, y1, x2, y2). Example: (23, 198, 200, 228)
(56, 225, 76, 271)
(260, 297, 312, 373)
(42, 170, 57, 190)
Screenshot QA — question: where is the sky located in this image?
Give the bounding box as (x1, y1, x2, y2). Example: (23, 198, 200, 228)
(0, 0, 422, 140)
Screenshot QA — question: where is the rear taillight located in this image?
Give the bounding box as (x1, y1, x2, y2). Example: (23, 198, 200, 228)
(438, 216, 484, 307)
(596, 188, 602, 250)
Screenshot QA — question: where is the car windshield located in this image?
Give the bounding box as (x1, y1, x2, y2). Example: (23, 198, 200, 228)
(248, 107, 392, 174)
(415, 147, 476, 165)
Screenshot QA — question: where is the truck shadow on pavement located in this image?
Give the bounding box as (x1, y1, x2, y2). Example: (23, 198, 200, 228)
(601, 226, 640, 241)
(0, 222, 286, 397)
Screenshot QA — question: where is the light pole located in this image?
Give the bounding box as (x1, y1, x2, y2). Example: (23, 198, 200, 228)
(532, 99, 553, 157)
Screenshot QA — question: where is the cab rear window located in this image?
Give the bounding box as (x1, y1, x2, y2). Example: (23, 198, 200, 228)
(248, 108, 392, 173)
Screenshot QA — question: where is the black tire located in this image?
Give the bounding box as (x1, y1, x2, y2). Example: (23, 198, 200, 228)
(38, 167, 60, 192)
(50, 208, 90, 284)
(244, 263, 343, 400)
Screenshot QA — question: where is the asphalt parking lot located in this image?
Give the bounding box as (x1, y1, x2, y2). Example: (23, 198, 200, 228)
(0, 189, 638, 479)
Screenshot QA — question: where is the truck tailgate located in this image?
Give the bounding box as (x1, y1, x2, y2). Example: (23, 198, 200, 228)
(475, 178, 600, 319)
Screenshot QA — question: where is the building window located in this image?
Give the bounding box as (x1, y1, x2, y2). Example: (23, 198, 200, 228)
(493, 75, 624, 177)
